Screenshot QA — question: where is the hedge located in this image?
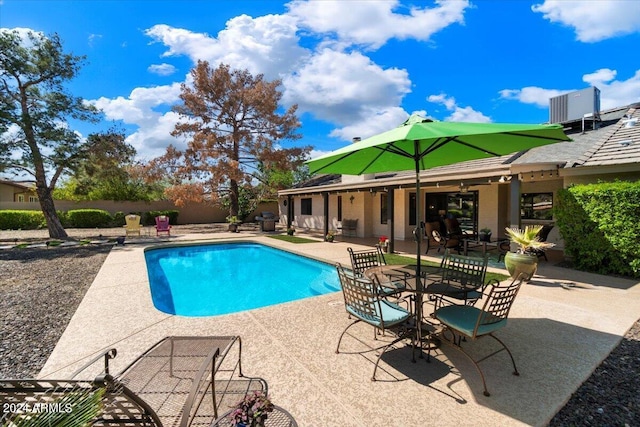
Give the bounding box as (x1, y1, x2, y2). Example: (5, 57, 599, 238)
(66, 209, 113, 228)
(555, 180, 640, 278)
(0, 210, 45, 230)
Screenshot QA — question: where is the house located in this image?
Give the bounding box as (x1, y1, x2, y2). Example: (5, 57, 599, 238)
(0, 180, 39, 203)
(277, 90, 640, 253)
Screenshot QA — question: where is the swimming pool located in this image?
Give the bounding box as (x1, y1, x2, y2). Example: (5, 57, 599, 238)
(144, 242, 341, 316)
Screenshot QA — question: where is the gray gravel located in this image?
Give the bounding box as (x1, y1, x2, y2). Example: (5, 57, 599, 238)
(0, 228, 638, 426)
(0, 245, 110, 378)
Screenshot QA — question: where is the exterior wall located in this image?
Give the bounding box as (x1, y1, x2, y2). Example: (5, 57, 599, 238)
(0, 183, 15, 202)
(477, 185, 502, 239)
(564, 170, 640, 186)
(0, 200, 278, 225)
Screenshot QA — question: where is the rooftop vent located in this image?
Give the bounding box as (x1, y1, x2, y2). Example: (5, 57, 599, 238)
(550, 87, 601, 126)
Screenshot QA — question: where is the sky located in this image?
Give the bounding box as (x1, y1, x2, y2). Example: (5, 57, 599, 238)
(2, 0, 640, 163)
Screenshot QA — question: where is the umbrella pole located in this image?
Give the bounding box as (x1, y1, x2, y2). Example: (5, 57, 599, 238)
(413, 140, 423, 362)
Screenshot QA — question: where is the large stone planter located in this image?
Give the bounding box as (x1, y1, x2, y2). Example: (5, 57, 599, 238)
(504, 252, 538, 281)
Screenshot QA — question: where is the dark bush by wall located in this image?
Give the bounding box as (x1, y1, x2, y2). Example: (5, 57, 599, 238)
(142, 210, 179, 225)
(556, 181, 640, 278)
(66, 209, 114, 228)
(0, 210, 45, 230)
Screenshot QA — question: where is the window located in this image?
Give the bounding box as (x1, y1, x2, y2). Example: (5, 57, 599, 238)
(521, 193, 553, 220)
(29, 196, 38, 202)
(380, 193, 388, 224)
(409, 193, 416, 225)
(337, 196, 343, 221)
(17, 195, 24, 202)
(301, 198, 312, 215)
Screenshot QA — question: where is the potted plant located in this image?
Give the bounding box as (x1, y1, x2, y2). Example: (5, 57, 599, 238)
(286, 226, 295, 236)
(229, 391, 274, 427)
(325, 230, 335, 242)
(378, 235, 389, 252)
(503, 225, 555, 280)
(227, 215, 240, 233)
(478, 227, 492, 242)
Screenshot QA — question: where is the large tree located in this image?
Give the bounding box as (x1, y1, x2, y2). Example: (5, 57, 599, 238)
(147, 62, 309, 218)
(0, 29, 100, 238)
(54, 128, 165, 202)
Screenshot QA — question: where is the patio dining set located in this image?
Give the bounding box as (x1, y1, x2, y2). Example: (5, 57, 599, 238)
(336, 245, 526, 397)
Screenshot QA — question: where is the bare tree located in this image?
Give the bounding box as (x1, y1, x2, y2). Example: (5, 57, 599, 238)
(146, 62, 309, 218)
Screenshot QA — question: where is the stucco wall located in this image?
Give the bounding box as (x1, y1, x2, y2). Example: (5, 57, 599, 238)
(0, 200, 278, 225)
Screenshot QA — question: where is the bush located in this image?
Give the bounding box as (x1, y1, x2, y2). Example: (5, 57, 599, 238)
(555, 180, 640, 278)
(142, 210, 179, 225)
(0, 210, 45, 230)
(111, 211, 126, 227)
(66, 209, 113, 228)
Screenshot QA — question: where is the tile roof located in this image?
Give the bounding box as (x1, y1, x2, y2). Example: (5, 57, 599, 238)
(574, 106, 640, 167)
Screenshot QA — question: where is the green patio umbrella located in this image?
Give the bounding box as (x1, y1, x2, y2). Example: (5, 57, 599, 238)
(306, 114, 570, 344)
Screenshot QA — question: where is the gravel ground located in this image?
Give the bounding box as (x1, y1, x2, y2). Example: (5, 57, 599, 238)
(0, 226, 638, 426)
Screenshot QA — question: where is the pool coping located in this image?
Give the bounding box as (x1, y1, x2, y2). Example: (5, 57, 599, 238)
(41, 232, 640, 427)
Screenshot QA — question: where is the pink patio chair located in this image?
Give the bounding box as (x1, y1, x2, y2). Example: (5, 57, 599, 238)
(155, 215, 171, 236)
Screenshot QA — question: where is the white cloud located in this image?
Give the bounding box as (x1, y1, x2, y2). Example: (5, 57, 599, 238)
(582, 68, 617, 86)
(282, 49, 411, 127)
(88, 33, 102, 47)
(145, 14, 308, 79)
(90, 83, 184, 159)
(427, 94, 491, 122)
(148, 63, 177, 76)
(287, 0, 470, 49)
(500, 69, 640, 111)
(329, 107, 410, 141)
(498, 87, 572, 108)
(532, 0, 640, 42)
(0, 27, 45, 47)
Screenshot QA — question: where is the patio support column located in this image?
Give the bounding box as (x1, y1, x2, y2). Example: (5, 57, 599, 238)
(323, 192, 329, 240)
(387, 187, 395, 253)
(509, 173, 521, 230)
(287, 195, 293, 229)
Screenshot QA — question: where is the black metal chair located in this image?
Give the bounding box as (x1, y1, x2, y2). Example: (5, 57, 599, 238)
(425, 250, 496, 318)
(335, 264, 414, 381)
(347, 246, 407, 297)
(432, 273, 526, 396)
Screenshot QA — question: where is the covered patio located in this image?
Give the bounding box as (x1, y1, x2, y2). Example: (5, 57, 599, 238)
(39, 230, 640, 426)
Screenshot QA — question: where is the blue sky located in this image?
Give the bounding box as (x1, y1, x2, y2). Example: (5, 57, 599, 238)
(2, 0, 640, 162)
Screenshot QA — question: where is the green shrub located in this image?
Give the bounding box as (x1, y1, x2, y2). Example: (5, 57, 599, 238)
(111, 211, 126, 227)
(143, 210, 179, 225)
(0, 210, 45, 230)
(555, 180, 640, 278)
(66, 209, 113, 228)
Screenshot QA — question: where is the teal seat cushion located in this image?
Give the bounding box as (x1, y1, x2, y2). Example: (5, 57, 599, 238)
(346, 300, 410, 329)
(435, 305, 507, 337)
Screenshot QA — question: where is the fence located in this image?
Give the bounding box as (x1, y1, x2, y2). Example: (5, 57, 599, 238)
(0, 200, 279, 225)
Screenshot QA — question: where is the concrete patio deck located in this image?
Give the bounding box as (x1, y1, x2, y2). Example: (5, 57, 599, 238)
(40, 230, 640, 426)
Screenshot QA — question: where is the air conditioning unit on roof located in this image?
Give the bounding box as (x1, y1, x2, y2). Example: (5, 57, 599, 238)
(549, 87, 600, 124)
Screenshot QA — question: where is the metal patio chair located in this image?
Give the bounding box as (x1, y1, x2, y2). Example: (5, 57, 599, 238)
(335, 264, 414, 381)
(431, 274, 525, 396)
(424, 249, 497, 317)
(0, 336, 267, 427)
(347, 246, 407, 298)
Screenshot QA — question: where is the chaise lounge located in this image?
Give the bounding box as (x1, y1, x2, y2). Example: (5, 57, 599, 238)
(0, 336, 267, 427)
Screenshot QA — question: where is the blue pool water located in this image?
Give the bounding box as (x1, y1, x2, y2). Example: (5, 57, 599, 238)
(144, 242, 341, 317)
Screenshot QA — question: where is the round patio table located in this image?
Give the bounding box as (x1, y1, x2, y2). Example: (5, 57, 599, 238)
(210, 405, 298, 427)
